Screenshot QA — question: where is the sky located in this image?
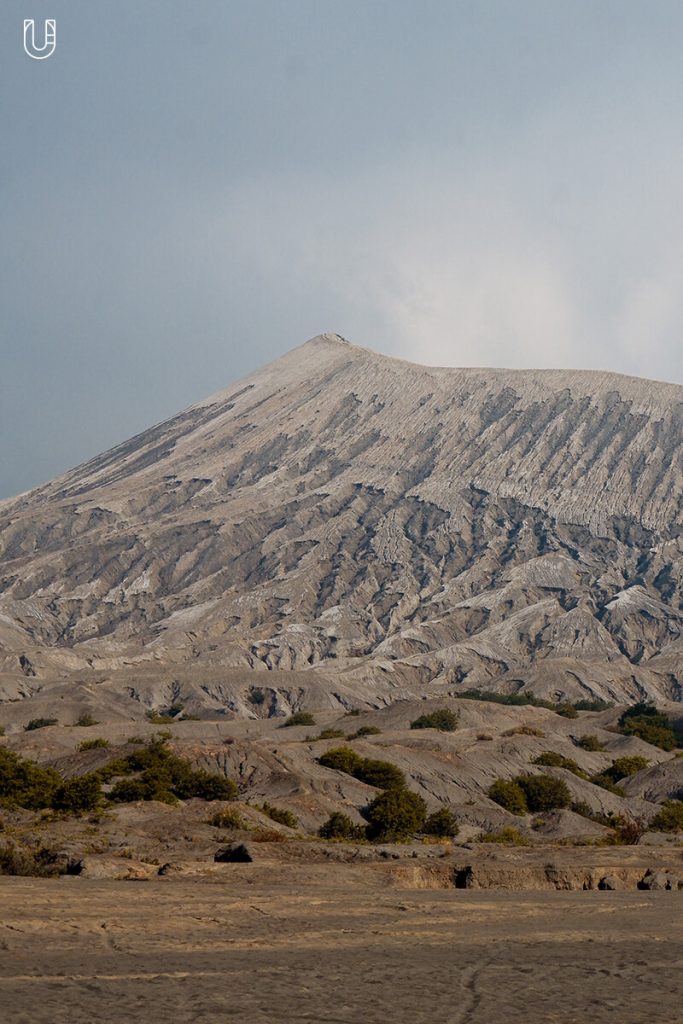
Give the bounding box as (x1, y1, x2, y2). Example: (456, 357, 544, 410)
(2, 1, 683, 497)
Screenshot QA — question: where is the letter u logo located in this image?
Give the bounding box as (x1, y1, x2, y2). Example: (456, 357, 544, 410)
(24, 19, 56, 60)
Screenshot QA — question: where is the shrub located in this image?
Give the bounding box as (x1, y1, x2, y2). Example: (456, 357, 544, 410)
(590, 773, 626, 797)
(608, 814, 647, 845)
(576, 734, 605, 752)
(532, 751, 586, 777)
(488, 779, 528, 815)
(248, 688, 266, 705)
(364, 788, 426, 841)
(78, 738, 109, 751)
(251, 828, 287, 842)
(0, 842, 69, 877)
(317, 747, 405, 790)
(502, 726, 545, 738)
(354, 758, 406, 790)
(410, 709, 459, 732)
(516, 774, 571, 812)
(318, 812, 366, 841)
(423, 807, 459, 838)
(258, 802, 298, 829)
(74, 714, 98, 727)
(650, 800, 683, 833)
(209, 808, 245, 830)
(281, 712, 316, 728)
(0, 747, 61, 810)
(618, 703, 681, 751)
(316, 729, 345, 740)
(603, 756, 649, 782)
(104, 739, 238, 804)
(25, 718, 58, 731)
(349, 726, 382, 739)
(318, 747, 364, 775)
(51, 773, 102, 814)
(574, 699, 613, 712)
(555, 703, 578, 719)
(344, 709, 361, 717)
(126, 736, 146, 745)
(478, 826, 528, 845)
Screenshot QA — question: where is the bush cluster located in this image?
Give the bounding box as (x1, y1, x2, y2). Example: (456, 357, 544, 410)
(532, 751, 587, 778)
(410, 709, 459, 732)
(24, 718, 58, 732)
(617, 704, 682, 751)
(318, 747, 406, 789)
(650, 800, 683, 833)
(318, 747, 456, 843)
(0, 747, 102, 813)
(318, 811, 366, 841)
(456, 690, 610, 715)
(575, 734, 606, 751)
(488, 774, 571, 815)
(257, 801, 299, 829)
(105, 740, 237, 804)
(281, 712, 316, 728)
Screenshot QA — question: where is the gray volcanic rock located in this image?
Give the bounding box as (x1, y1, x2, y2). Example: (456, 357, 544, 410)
(0, 333, 682, 714)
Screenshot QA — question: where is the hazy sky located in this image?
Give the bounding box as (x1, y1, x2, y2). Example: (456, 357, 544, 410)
(2, 1, 683, 497)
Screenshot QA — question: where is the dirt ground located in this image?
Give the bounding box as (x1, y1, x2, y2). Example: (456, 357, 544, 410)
(1, 867, 682, 1023)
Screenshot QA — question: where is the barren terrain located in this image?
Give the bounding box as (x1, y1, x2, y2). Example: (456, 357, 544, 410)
(2, 873, 682, 1024)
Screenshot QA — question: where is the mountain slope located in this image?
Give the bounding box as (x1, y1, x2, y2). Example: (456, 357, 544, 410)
(1, 333, 682, 712)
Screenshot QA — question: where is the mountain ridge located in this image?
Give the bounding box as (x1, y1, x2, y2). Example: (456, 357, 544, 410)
(0, 333, 681, 715)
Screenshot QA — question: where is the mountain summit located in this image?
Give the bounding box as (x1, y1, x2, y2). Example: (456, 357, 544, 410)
(1, 335, 682, 713)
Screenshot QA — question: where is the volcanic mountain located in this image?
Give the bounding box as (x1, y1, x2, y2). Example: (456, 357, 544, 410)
(1, 333, 682, 717)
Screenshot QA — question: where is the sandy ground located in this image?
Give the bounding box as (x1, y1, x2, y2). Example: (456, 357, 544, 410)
(1, 868, 682, 1023)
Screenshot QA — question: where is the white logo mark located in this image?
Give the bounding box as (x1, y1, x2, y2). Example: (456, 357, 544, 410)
(24, 19, 56, 60)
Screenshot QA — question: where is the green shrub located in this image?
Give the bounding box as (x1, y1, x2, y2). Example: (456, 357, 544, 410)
(573, 699, 613, 712)
(590, 773, 626, 797)
(209, 808, 245, 830)
(74, 713, 98, 727)
(478, 826, 528, 845)
(78, 738, 109, 751)
(576, 734, 605, 752)
(51, 774, 102, 814)
(650, 800, 683, 833)
(104, 739, 237, 803)
(618, 703, 681, 750)
(281, 711, 316, 728)
(317, 747, 404, 790)
(259, 802, 298, 829)
(318, 746, 364, 775)
(603, 756, 649, 782)
(0, 842, 69, 877)
(502, 726, 545, 738)
(24, 718, 58, 731)
(532, 751, 586, 777)
(318, 812, 366, 841)
(410, 709, 459, 732)
(349, 726, 382, 739)
(0, 747, 61, 810)
(488, 779, 528, 815)
(355, 758, 406, 790)
(364, 788, 426, 841)
(555, 703, 579, 720)
(424, 807, 459, 838)
(316, 729, 346, 740)
(516, 774, 571, 812)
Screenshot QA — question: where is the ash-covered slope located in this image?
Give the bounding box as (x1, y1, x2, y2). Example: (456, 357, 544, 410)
(1, 333, 682, 712)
